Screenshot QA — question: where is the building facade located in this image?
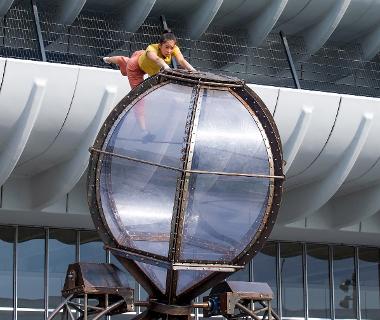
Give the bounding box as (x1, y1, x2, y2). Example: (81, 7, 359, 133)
(0, 0, 380, 319)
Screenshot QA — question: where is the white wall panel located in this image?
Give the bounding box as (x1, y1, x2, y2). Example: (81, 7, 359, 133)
(273, 88, 340, 183)
(0, 59, 79, 175)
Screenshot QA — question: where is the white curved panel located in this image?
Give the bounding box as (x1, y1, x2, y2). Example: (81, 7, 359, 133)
(247, 0, 288, 46)
(330, 183, 380, 229)
(247, 84, 279, 114)
(278, 112, 373, 225)
(186, 0, 223, 39)
(273, 88, 340, 180)
(302, 0, 351, 54)
(56, 0, 86, 25)
(0, 0, 13, 16)
(16, 67, 130, 176)
(118, 0, 156, 32)
(0, 79, 46, 186)
(361, 24, 380, 60)
(331, 0, 380, 43)
(336, 96, 380, 192)
(287, 94, 380, 189)
(0, 60, 78, 170)
(274, 0, 335, 35)
(31, 85, 118, 210)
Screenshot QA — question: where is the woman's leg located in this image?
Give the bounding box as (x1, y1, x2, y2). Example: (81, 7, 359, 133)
(103, 56, 130, 76)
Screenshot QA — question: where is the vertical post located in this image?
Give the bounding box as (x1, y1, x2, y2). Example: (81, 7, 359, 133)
(31, 0, 46, 62)
(303, 243, 308, 320)
(355, 247, 361, 320)
(279, 31, 300, 89)
(45, 228, 49, 320)
(329, 245, 335, 320)
(276, 242, 282, 319)
(14, 226, 18, 320)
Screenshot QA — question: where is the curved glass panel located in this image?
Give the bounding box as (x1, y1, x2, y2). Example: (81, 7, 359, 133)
(99, 84, 193, 256)
(180, 89, 270, 262)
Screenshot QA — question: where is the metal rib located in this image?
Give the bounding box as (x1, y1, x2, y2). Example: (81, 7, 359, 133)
(90, 147, 284, 179)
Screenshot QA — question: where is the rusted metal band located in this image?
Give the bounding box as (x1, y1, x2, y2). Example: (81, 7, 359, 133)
(149, 301, 192, 315)
(90, 147, 285, 180)
(159, 73, 244, 87)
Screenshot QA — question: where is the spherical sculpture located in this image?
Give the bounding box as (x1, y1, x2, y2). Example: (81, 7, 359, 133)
(88, 70, 284, 309)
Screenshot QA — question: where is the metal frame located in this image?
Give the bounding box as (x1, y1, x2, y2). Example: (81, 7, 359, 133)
(86, 69, 284, 313)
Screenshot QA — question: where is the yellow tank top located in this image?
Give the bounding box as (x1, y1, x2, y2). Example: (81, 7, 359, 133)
(138, 44, 180, 76)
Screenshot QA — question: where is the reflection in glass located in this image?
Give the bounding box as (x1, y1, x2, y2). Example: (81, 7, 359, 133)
(0, 226, 14, 308)
(176, 270, 212, 295)
(17, 227, 45, 309)
(333, 246, 357, 319)
(101, 158, 180, 256)
(228, 263, 250, 281)
(181, 89, 270, 264)
(17, 311, 44, 320)
(307, 244, 330, 319)
(80, 231, 105, 263)
(0, 311, 13, 320)
(48, 229, 76, 309)
(110, 255, 138, 301)
(135, 262, 167, 294)
(359, 247, 380, 319)
(253, 242, 278, 312)
(280, 242, 304, 318)
(100, 83, 193, 256)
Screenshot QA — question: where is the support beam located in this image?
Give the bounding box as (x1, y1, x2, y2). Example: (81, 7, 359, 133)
(302, 0, 351, 54)
(361, 23, 380, 60)
(30, 86, 117, 210)
(283, 105, 313, 173)
(280, 31, 301, 89)
(247, 0, 288, 46)
(186, 0, 223, 39)
(0, 0, 14, 16)
(278, 112, 373, 225)
(32, 0, 46, 62)
(0, 79, 46, 186)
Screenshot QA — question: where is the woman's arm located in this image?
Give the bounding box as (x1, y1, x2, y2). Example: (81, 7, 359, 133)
(175, 51, 196, 71)
(146, 51, 171, 70)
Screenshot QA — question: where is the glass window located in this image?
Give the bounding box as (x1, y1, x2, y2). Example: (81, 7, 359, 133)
(333, 245, 357, 319)
(280, 242, 304, 318)
(0, 311, 13, 320)
(307, 244, 330, 319)
(99, 83, 193, 256)
(359, 247, 380, 320)
(228, 263, 250, 281)
(0, 226, 14, 309)
(253, 242, 278, 312)
(180, 89, 271, 263)
(79, 231, 105, 263)
(17, 227, 45, 309)
(17, 311, 44, 320)
(48, 229, 76, 309)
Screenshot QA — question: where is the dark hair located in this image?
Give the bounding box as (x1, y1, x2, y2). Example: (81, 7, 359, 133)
(159, 30, 177, 44)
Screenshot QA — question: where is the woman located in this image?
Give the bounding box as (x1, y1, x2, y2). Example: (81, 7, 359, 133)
(103, 31, 195, 141)
(103, 31, 195, 88)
